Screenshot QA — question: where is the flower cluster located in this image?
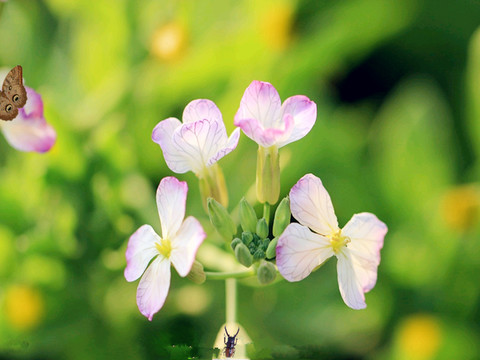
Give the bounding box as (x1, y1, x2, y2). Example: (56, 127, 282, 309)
(125, 80, 387, 320)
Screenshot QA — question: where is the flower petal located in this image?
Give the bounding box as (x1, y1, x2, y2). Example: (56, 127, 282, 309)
(276, 223, 334, 282)
(172, 119, 224, 173)
(336, 250, 367, 310)
(21, 87, 43, 118)
(156, 176, 187, 239)
(182, 99, 224, 125)
(136, 257, 171, 321)
(207, 127, 240, 166)
(1, 87, 55, 153)
(342, 212, 387, 292)
(124, 225, 160, 282)
(234, 80, 283, 136)
(232, 117, 278, 147)
(152, 117, 193, 173)
(276, 95, 317, 148)
(290, 174, 339, 236)
(170, 216, 206, 277)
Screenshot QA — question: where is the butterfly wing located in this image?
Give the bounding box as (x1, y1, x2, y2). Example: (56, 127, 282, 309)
(0, 92, 18, 121)
(2, 65, 27, 109)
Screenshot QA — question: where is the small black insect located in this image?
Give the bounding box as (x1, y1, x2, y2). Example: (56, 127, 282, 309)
(223, 326, 239, 358)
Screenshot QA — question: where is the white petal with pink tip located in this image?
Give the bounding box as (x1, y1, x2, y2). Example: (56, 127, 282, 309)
(156, 177, 187, 239)
(276, 223, 334, 282)
(136, 257, 171, 321)
(124, 225, 160, 282)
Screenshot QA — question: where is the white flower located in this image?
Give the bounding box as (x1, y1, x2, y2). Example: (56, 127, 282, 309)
(234, 80, 316, 148)
(152, 99, 240, 175)
(124, 177, 206, 320)
(276, 174, 388, 309)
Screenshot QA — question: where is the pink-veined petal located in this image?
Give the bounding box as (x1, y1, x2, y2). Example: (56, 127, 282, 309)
(233, 117, 276, 147)
(183, 99, 224, 126)
(136, 257, 171, 321)
(337, 250, 367, 310)
(170, 216, 206, 277)
(21, 87, 43, 118)
(1, 109, 56, 153)
(152, 117, 193, 173)
(156, 177, 187, 239)
(207, 127, 240, 166)
(234, 80, 282, 129)
(342, 212, 387, 292)
(290, 174, 339, 236)
(276, 223, 334, 282)
(124, 225, 160, 282)
(172, 119, 224, 173)
(276, 95, 317, 148)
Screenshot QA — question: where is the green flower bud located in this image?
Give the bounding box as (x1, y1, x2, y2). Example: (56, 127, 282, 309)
(231, 238, 242, 251)
(266, 237, 278, 259)
(235, 243, 253, 268)
(273, 197, 291, 237)
(260, 238, 270, 251)
(241, 231, 254, 246)
(256, 218, 269, 239)
(207, 198, 236, 241)
(253, 248, 266, 260)
(257, 260, 277, 285)
(187, 260, 206, 284)
(239, 197, 257, 233)
(256, 146, 280, 205)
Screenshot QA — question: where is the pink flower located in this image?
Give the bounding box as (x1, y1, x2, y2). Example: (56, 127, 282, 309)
(0, 72, 56, 153)
(234, 81, 316, 148)
(125, 177, 206, 320)
(152, 99, 240, 175)
(276, 174, 388, 309)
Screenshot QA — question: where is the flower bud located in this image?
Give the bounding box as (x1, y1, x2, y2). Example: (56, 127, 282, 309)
(235, 243, 253, 268)
(241, 231, 254, 246)
(256, 218, 269, 239)
(260, 238, 270, 251)
(207, 198, 236, 241)
(187, 260, 206, 284)
(273, 196, 291, 237)
(257, 260, 277, 285)
(266, 237, 278, 259)
(253, 248, 266, 260)
(231, 238, 242, 251)
(256, 146, 280, 204)
(239, 197, 257, 233)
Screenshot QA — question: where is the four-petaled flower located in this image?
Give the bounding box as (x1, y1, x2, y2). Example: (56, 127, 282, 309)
(0, 69, 56, 153)
(152, 99, 240, 175)
(234, 80, 316, 148)
(124, 176, 206, 320)
(276, 174, 388, 309)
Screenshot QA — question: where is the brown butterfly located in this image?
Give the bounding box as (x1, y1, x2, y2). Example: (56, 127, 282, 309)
(0, 65, 28, 121)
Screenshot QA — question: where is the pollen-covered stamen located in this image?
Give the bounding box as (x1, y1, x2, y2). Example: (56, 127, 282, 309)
(328, 230, 351, 254)
(155, 238, 172, 258)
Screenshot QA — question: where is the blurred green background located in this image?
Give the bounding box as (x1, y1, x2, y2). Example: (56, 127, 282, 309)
(1, 0, 480, 359)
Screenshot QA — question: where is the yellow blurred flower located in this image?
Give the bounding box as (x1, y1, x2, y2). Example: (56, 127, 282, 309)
(259, 3, 294, 51)
(151, 22, 188, 62)
(4, 285, 44, 331)
(441, 184, 480, 231)
(396, 314, 442, 360)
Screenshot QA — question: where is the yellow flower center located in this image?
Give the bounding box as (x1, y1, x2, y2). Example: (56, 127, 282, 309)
(329, 230, 350, 254)
(155, 239, 172, 259)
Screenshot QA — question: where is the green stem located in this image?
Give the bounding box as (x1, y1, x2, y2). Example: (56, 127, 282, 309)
(0, 3, 4, 19)
(225, 278, 236, 324)
(263, 202, 271, 226)
(204, 269, 255, 280)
